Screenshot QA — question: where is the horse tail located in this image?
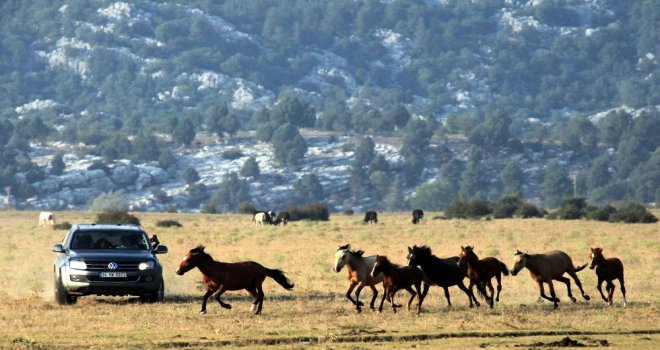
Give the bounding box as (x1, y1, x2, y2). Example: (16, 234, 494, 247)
(499, 261, 510, 276)
(266, 268, 294, 290)
(574, 263, 588, 272)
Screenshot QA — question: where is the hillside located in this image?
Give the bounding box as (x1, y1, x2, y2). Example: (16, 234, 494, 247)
(0, 0, 658, 211)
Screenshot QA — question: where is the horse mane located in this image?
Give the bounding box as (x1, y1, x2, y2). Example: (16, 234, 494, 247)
(377, 255, 400, 268)
(192, 245, 214, 260)
(413, 245, 433, 256)
(337, 243, 365, 257)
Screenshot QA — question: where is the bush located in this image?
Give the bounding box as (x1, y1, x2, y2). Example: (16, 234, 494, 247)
(342, 209, 354, 215)
(445, 197, 492, 219)
(53, 221, 72, 230)
(96, 209, 140, 226)
(515, 203, 546, 218)
(221, 149, 243, 160)
(546, 197, 587, 220)
(609, 202, 658, 223)
(284, 203, 330, 221)
(156, 220, 182, 228)
(238, 201, 256, 214)
(586, 205, 617, 221)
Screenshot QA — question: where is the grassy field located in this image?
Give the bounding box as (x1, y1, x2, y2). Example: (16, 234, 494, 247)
(0, 210, 658, 349)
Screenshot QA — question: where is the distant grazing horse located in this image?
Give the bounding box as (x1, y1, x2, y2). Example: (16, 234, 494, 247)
(407, 245, 480, 307)
(253, 212, 272, 226)
(273, 212, 290, 226)
(333, 244, 384, 312)
(364, 211, 378, 224)
(458, 246, 509, 308)
(589, 247, 627, 306)
(176, 245, 294, 314)
(38, 211, 55, 226)
(371, 255, 426, 314)
(411, 209, 424, 224)
(511, 250, 590, 309)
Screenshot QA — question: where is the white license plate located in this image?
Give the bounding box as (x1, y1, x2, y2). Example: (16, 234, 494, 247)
(100, 272, 127, 278)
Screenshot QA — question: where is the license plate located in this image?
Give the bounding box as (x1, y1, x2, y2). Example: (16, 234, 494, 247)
(100, 272, 127, 278)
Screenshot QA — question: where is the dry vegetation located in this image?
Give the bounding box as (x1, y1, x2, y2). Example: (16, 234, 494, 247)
(0, 210, 658, 349)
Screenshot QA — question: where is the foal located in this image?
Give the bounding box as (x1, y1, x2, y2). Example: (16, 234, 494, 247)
(458, 246, 509, 308)
(333, 244, 383, 312)
(370, 255, 426, 314)
(589, 247, 627, 306)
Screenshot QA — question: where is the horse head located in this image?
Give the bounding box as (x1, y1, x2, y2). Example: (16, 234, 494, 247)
(176, 245, 206, 275)
(370, 255, 387, 278)
(457, 245, 475, 267)
(333, 244, 351, 272)
(510, 249, 528, 276)
(589, 247, 603, 269)
(407, 245, 430, 266)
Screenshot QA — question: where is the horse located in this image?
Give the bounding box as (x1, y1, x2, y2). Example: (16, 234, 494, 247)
(511, 250, 590, 309)
(273, 212, 290, 226)
(363, 211, 378, 224)
(333, 244, 384, 312)
(370, 255, 426, 314)
(38, 211, 55, 226)
(176, 245, 294, 315)
(589, 247, 627, 306)
(407, 245, 480, 307)
(457, 246, 509, 308)
(412, 209, 424, 224)
(253, 212, 272, 226)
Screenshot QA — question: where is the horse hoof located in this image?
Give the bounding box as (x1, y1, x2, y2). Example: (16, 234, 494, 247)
(356, 308, 362, 313)
(356, 301, 364, 307)
(583, 294, 591, 301)
(370, 308, 376, 312)
(200, 310, 207, 315)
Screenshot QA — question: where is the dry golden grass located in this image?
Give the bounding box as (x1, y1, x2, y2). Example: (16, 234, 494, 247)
(0, 210, 658, 349)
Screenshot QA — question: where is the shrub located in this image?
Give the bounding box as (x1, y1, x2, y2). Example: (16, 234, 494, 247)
(284, 203, 330, 221)
(156, 220, 182, 228)
(96, 209, 140, 226)
(515, 203, 546, 218)
(445, 197, 492, 219)
(53, 221, 72, 230)
(221, 149, 243, 160)
(609, 202, 658, 223)
(342, 209, 354, 215)
(238, 201, 256, 214)
(586, 205, 617, 221)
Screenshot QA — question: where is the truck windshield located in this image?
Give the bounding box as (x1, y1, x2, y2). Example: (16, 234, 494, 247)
(70, 231, 150, 250)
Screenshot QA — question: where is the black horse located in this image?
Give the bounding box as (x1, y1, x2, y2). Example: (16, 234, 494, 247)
(407, 245, 480, 307)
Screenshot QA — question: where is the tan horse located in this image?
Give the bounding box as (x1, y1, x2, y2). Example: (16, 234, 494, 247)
(511, 250, 590, 309)
(333, 244, 384, 312)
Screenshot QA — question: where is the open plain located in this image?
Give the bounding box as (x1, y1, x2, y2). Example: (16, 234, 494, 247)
(0, 210, 658, 349)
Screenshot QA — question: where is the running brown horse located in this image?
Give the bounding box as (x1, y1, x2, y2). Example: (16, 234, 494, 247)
(370, 255, 426, 314)
(589, 247, 627, 307)
(458, 246, 509, 308)
(176, 245, 294, 315)
(511, 250, 590, 309)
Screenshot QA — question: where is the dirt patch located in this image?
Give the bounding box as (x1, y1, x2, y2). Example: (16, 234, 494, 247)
(516, 336, 609, 347)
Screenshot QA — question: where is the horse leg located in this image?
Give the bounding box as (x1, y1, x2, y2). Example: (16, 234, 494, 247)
(354, 285, 365, 308)
(200, 289, 216, 314)
(619, 276, 627, 307)
(414, 282, 424, 315)
(457, 281, 479, 307)
(495, 274, 502, 303)
(404, 286, 416, 311)
(378, 287, 387, 313)
(606, 281, 615, 306)
(368, 285, 379, 312)
(547, 281, 559, 309)
(390, 289, 398, 313)
(486, 280, 495, 308)
(556, 276, 577, 303)
(246, 287, 260, 312)
(567, 270, 590, 300)
(596, 277, 607, 302)
(254, 285, 265, 315)
(537, 282, 558, 306)
(213, 286, 232, 309)
(442, 286, 452, 307)
(345, 283, 359, 308)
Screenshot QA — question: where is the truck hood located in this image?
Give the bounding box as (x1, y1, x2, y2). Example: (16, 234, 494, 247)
(68, 250, 156, 260)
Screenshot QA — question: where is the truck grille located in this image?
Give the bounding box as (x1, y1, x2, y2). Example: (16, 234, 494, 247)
(84, 261, 141, 271)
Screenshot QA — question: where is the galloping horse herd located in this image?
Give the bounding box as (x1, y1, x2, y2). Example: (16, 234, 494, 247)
(177, 210, 627, 315)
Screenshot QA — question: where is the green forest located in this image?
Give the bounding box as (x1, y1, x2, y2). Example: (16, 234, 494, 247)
(0, 0, 658, 210)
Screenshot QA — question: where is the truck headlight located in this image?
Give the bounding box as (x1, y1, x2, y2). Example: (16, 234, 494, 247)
(139, 261, 155, 270)
(69, 260, 87, 270)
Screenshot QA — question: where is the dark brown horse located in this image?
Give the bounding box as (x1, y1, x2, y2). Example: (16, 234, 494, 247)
(458, 246, 509, 308)
(511, 250, 590, 309)
(370, 255, 426, 314)
(176, 245, 294, 315)
(589, 247, 627, 306)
